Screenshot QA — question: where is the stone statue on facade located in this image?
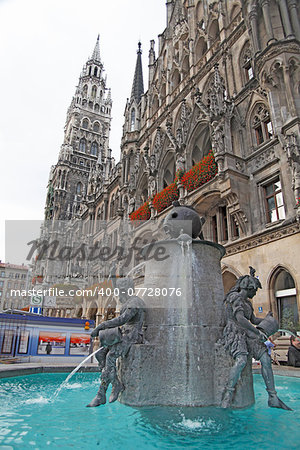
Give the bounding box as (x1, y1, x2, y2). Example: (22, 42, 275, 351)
(175, 152, 185, 173)
(87, 266, 145, 407)
(221, 267, 291, 410)
(284, 132, 300, 206)
(148, 175, 157, 198)
(128, 196, 135, 214)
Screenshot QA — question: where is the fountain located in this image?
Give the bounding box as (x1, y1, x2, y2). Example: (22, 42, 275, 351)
(118, 204, 254, 408)
(53, 203, 290, 411)
(0, 204, 296, 448)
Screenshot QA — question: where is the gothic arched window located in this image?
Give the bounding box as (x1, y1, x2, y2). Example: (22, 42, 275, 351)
(91, 142, 98, 156)
(94, 67, 98, 77)
(82, 119, 89, 129)
(83, 85, 88, 98)
(172, 70, 181, 91)
(182, 55, 189, 76)
(98, 145, 102, 163)
(240, 41, 253, 84)
(130, 109, 136, 131)
(162, 156, 175, 188)
(272, 268, 298, 328)
(79, 138, 86, 152)
(263, 177, 285, 223)
(208, 19, 220, 44)
(76, 182, 82, 195)
(251, 104, 273, 146)
(91, 86, 97, 98)
(152, 95, 159, 113)
(93, 122, 100, 132)
(195, 37, 207, 61)
(110, 195, 115, 218)
(94, 104, 99, 112)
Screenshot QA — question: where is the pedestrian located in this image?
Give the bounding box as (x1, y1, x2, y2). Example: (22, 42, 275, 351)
(46, 341, 52, 355)
(287, 333, 300, 367)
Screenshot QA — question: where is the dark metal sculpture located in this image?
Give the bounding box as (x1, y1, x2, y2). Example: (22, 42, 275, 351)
(163, 201, 205, 239)
(87, 268, 145, 407)
(221, 267, 291, 410)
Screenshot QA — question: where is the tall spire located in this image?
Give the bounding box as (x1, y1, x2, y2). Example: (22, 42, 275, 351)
(92, 34, 101, 62)
(130, 42, 144, 104)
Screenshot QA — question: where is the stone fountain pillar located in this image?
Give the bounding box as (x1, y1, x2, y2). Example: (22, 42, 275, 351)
(119, 207, 254, 408)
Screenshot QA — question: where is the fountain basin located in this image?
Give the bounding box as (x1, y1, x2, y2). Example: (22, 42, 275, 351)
(0, 372, 299, 449)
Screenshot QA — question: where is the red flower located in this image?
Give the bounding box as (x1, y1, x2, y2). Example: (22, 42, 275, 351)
(129, 201, 151, 222)
(181, 152, 217, 192)
(129, 152, 217, 220)
(152, 182, 179, 213)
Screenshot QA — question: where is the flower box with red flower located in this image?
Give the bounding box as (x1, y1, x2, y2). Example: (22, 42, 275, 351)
(152, 182, 179, 213)
(129, 201, 151, 223)
(181, 152, 217, 192)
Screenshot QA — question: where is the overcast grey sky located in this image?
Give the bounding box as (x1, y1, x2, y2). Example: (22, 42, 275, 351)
(0, 0, 166, 262)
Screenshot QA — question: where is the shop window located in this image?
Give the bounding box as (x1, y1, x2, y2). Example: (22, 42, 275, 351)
(18, 331, 29, 354)
(1, 330, 14, 353)
(69, 334, 90, 355)
(38, 332, 66, 355)
(264, 178, 285, 223)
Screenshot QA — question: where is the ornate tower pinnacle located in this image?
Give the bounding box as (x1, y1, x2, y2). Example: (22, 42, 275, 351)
(45, 36, 113, 221)
(92, 34, 101, 61)
(130, 42, 144, 104)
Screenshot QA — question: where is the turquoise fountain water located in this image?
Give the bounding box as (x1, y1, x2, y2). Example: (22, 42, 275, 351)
(0, 372, 299, 449)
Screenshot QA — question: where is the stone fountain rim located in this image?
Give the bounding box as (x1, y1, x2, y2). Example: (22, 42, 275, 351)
(142, 238, 226, 259)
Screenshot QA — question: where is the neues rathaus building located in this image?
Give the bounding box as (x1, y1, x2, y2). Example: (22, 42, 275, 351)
(34, 0, 300, 329)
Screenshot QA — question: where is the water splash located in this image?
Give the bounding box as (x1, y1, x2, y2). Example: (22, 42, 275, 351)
(64, 383, 82, 389)
(173, 413, 222, 434)
(52, 346, 103, 400)
(24, 396, 49, 405)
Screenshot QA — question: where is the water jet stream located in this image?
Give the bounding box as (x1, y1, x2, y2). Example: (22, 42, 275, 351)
(52, 345, 103, 400)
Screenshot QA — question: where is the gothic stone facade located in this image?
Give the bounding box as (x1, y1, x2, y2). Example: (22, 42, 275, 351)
(36, 0, 300, 327)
